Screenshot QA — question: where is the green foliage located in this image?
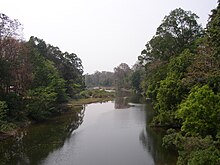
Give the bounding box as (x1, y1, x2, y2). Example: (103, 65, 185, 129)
(156, 78, 182, 112)
(25, 39, 70, 120)
(139, 5, 220, 164)
(114, 63, 132, 89)
(130, 69, 144, 94)
(139, 8, 203, 64)
(0, 13, 84, 130)
(187, 146, 220, 165)
(0, 101, 8, 124)
(182, 49, 220, 92)
(145, 62, 168, 101)
(157, 8, 203, 46)
(28, 37, 84, 98)
(85, 71, 114, 88)
(152, 50, 194, 126)
(177, 85, 220, 137)
(207, 1, 220, 56)
(163, 131, 220, 165)
(0, 59, 10, 95)
(0, 101, 17, 132)
(3, 93, 26, 122)
(0, 123, 17, 133)
(167, 50, 194, 79)
(26, 87, 57, 121)
(153, 78, 182, 126)
(35, 60, 67, 102)
(78, 89, 114, 99)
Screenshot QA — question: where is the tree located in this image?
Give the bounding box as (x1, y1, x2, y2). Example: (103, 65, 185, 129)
(138, 5, 220, 165)
(85, 71, 114, 88)
(0, 101, 7, 125)
(207, 1, 220, 56)
(28, 37, 84, 98)
(0, 14, 29, 96)
(139, 8, 203, 63)
(0, 13, 23, 40)
(154, 50, 194, 121)
(177, 85, 220, 137)
(130, 70, 142, 93)
(114, 63, 131, 89)
(163, 130, 220, 165)
(130, 63, 145, 93)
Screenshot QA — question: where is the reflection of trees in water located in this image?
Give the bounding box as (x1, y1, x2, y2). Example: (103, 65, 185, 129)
(0, 105, 85, 165)
(139, 103, 177, 165)
(66, 106, 85, 137)
(114, 90, 144, 109)
(139, 127, 177, 165)
(115, 96, 130, 109)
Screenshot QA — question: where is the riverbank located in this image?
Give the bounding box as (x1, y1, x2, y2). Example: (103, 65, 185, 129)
(69, 89, 115, 107)
(68, 97, 113, 107)
(0, 90, 115, 140)
(0, 99, 177, 165)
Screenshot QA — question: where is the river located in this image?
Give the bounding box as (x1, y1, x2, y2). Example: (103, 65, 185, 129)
(0, 97, 177, 165)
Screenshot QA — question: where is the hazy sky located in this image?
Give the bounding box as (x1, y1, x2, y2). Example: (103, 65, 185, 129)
(1, 0, 218, 74)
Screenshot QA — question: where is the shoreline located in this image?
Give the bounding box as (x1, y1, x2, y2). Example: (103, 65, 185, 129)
(68, 97, 113, 107)
(0, 97, 114, 140)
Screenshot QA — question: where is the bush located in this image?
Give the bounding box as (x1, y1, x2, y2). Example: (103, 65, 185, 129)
(78, 89, 115, 99)
(26, 87, 57, 121)
(177, 85, 220, 137)
(0, 101, 8, 125)
(163, 130, 220, 165)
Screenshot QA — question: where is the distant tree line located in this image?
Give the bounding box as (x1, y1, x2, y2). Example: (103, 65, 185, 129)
(85, 71, 114, 88)
(0, 13, 84, 132)
(136, 4, 220, 164)
(85, 63, 144, 93)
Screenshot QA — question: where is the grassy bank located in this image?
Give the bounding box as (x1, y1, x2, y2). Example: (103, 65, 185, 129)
(70, 89, 115, 107)
(69, 97, 113, 107)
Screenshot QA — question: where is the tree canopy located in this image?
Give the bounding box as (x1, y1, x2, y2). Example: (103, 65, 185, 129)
(0, 13, 84, 127)
(136, 5, 220, 164)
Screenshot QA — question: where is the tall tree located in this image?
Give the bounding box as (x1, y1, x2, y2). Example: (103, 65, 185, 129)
(28, 37, 84, 98)
(0, 14, 29, 96)
(114, 63, 131, 89)
(207, 1, 220, 56)
(139, 8, 203, 63)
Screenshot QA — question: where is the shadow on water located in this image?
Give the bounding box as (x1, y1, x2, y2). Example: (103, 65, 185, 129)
(139, 103, 178, 165)
(115, 90, 144, 109)
(0, 91, 177, 165)
(116, 90, 177, 165)
(0, 105, 85, 165)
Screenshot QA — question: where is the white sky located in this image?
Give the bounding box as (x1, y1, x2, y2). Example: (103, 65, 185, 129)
(1, 0, 218, 74)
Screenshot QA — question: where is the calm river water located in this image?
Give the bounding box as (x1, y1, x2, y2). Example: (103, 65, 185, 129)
(0, 97, 177, 165)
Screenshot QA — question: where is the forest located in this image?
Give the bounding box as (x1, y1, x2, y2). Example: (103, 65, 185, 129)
(85, 62, 144, 93)
(86, 2, 220, 164)
(0, 1, 220, 164)
(0, 13, 84, 131)
(137, 4, 220, 165)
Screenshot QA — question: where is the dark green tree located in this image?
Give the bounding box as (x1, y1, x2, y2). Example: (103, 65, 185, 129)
(139, 8, 203, 63)
(114, 63, 131, 90)
(207, 1, 220, 56)
(28, 37, 84, 98)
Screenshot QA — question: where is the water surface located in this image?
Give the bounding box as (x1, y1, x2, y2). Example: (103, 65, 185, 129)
(0, 100, 177, 165)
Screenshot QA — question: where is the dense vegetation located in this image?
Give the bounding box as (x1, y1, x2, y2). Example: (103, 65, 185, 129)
(1, 2, 219, 164)
(137, 4, 220, 164)
(85, 71, 114, 88)
(0, 14, 84, 132)
(85, 62, 144, 93)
